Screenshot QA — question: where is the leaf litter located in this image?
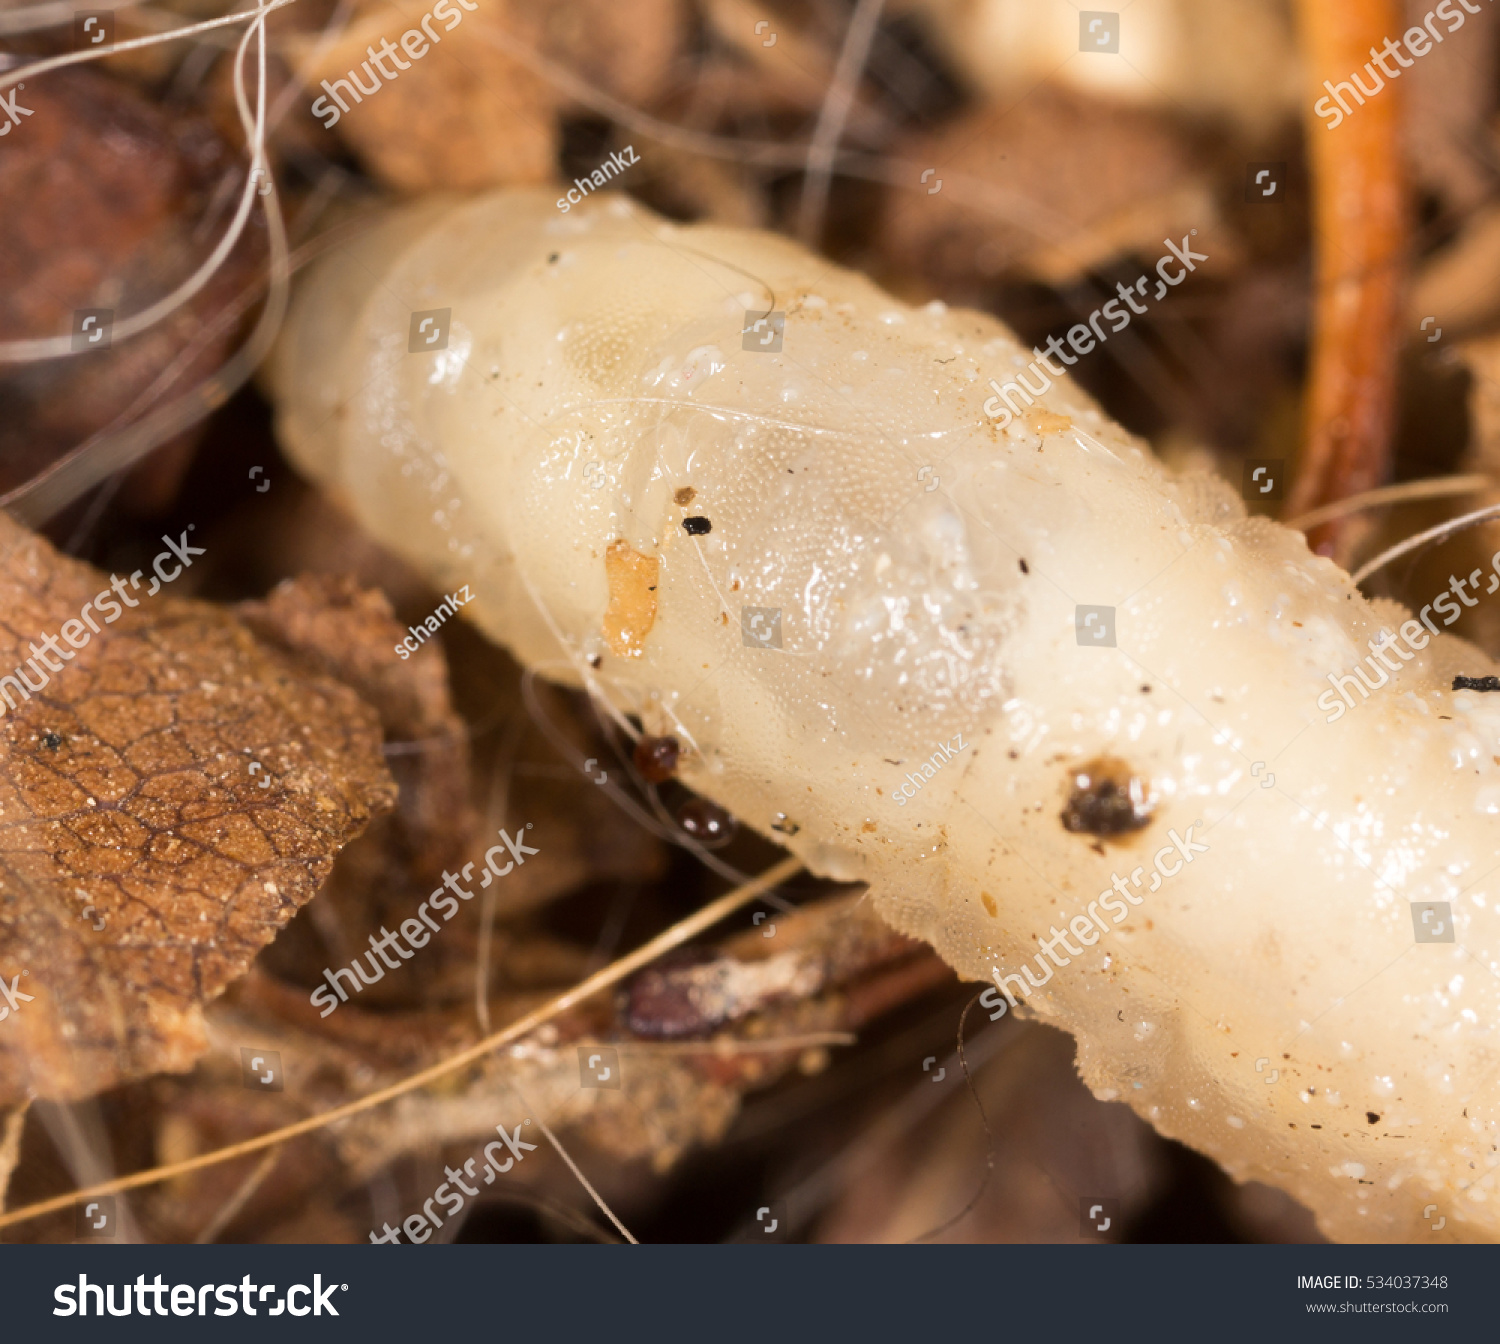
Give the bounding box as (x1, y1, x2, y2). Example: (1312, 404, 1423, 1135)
(0, 513, 394, 1106)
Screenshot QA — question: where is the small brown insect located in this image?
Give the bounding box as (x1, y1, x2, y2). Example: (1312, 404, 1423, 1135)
(633, 733, 680, 782)
(677, 797, 735, 846)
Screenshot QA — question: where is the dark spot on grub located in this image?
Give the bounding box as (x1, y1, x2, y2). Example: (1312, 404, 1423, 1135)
(673, 486, 696, 506)
(1060, 755, 1154, 837)
(1366, 1112, 1380, 1124)
(682, 516, 712, 535)
(1018, 558, 1029, 574)
(1454, 675, 1500, 692)
(41, 733, 63, 751)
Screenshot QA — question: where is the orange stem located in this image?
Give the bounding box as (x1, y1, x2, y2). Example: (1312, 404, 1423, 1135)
(1290, 0, 1408, 555)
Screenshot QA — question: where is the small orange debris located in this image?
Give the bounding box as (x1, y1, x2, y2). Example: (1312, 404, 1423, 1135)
(603, 539, 659, 657)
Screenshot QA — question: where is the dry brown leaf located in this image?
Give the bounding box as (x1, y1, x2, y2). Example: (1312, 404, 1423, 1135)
(0, 67, 261, 505)
(698, 0, 887, 139)
(238, 571, 474, 883)
(1399, 0, 1498, 216)
(1460, 333, 1500, 469)
(1410, 206, 1500, 342)
(181, 893, 932, 1201)
(293, 0, 682, 193)
(299, 1, 556, 193)
(529, 0, 685, 111)
(875, 85, 1219, 293)
(629, 140, 769, 229)
(0, 514, 394, 1105)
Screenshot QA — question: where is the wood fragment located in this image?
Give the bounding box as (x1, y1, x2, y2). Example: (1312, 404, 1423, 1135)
(1289, 0, 1408, 558)
(0, 516, 395, 1105)
(0, 1100, 29, 1212)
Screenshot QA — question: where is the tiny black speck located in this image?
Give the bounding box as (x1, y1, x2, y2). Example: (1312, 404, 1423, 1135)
(1018, 558, 1029, 574)
(547, 253, 559, 263)
(1454, 675, 1500, 692)
(1366, 1111, 1380, 1124)
(682, 516, 712, 536)
(41, 732, 63, 751)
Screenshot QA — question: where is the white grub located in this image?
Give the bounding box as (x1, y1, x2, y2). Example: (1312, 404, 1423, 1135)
(271, 188, 1500, 1243)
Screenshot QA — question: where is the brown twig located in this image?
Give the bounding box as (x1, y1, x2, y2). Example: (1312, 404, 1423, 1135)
(193, 1145, 283, 1244)
(0, 856, 802, 1236)
(1290, 0, 1408, 559)
(0, 1100, 30, 1212)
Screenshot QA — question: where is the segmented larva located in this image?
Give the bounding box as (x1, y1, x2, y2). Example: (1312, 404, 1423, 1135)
(269, 187, 1500, 1243)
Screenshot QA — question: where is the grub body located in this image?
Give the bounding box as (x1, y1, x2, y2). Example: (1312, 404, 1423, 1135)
(272, 189, 1500, 1242)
